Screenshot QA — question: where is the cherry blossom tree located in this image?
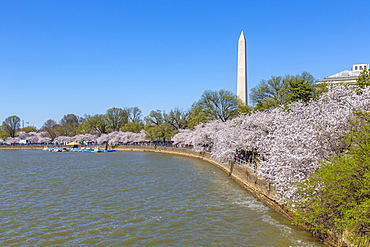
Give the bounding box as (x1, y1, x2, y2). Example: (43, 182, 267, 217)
(172, 129, 194, 146)
(173, 85, 370, 202)
(15, 131, 51, 144)
(54, 136, 73, 145)
(5, 137, 19, 144)
(73, 134, 98, 143)
(96, 131, 148, 145)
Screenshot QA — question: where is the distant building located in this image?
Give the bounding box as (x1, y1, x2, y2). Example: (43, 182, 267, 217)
(319, 63, 369, 84)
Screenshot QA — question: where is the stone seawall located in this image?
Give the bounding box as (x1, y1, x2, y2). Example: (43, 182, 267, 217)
(0, 145, 44, 150)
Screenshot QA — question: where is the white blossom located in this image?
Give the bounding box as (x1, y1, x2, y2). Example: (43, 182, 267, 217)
(172, 85, 370, 202)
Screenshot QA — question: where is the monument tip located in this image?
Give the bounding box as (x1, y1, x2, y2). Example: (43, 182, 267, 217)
(239, 31, 245, 40)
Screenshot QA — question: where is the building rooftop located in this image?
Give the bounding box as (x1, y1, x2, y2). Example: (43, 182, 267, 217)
(320, 63, 369, 84)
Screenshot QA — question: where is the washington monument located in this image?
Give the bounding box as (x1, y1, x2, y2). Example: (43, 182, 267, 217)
(237, 31, 247, 105)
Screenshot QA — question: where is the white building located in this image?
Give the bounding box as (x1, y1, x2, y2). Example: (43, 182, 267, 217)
(320, 63, 369, 84)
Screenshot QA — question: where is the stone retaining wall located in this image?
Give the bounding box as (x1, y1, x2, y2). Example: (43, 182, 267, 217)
(0, 145, 44, 150)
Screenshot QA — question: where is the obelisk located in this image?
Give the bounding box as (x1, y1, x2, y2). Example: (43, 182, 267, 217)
(237, 31, 247, 105)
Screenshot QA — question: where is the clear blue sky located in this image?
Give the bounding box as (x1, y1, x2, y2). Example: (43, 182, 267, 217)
(1, 0, 369, 128)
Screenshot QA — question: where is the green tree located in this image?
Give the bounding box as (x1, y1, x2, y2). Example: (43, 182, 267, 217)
(144, 109, 184, 140)
(144, 110, 164, 126)
(126, 107, 143, 123)
(0, 128, 8, 139)
(293, 119, 370, 245)
(238, 104, 253, 115)
(59, 114, 81, 136)
(122, 122, 143, 133)
(313, 82, 329, 99)
(164, 108, 190, 130)
(254, 98, 279, 111)
(286, 78, 314, 103)
(144, 123, 176, 141)
(251, 72, 316, 110)
(2, 115, 21, 137)
(42, 119, 59, 140)
(356, 68, 370, 94)
(20, 126, 38, 133)
(250, 75, 288, 110)
(105, 107, 128, 132)
(192, 90, 239, 122)
(78, 114, 108, 136)
(60, 114, 81, 127)
(188, 104, 211, 128)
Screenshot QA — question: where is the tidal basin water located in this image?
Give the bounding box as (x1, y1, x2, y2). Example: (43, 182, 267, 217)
(0, 150, 324, 246)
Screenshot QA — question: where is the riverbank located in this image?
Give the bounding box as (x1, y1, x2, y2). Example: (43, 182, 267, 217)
(0, 145, 343, 246)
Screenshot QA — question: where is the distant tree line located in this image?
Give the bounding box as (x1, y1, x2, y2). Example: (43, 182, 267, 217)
(250, 71, 327, 110)
(0, 71, 330, 141)
(0, 89, 247, 141)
